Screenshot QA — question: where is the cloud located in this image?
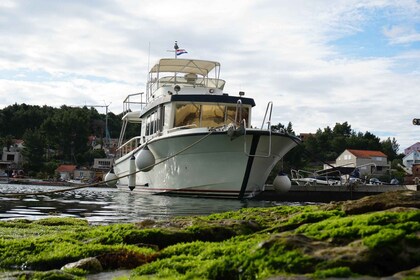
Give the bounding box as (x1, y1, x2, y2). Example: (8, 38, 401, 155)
(383, 25, 420, 44)
(0, 0, 419, 150)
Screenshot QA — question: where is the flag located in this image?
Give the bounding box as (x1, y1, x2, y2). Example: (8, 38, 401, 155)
(176, 49, 188, 56)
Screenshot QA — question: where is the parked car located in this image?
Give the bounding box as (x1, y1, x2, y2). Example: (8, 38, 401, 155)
(369, 178, 382, 185)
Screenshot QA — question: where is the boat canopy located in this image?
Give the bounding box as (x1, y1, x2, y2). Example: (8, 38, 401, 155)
(150, 59, 220, 77)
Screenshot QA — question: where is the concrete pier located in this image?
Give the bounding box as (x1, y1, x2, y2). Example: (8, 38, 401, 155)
(254, 184, 419, 202)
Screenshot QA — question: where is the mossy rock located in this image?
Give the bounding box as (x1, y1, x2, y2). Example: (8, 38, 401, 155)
(0, 191, 419, 279)
(340, 190, 420, 215)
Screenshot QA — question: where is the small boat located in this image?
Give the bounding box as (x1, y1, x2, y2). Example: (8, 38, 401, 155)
(291, 163, 401, 187)
(106, 42, 300, 199)
(66, 177, 93, 185)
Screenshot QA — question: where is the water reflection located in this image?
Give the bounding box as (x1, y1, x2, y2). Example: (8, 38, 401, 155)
(0, 184, 291, 224)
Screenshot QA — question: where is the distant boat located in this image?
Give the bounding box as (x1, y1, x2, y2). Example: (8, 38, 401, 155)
(66, 178, 91, 185)
(291, 163, 402, 187)
(105, 43, 300, 199)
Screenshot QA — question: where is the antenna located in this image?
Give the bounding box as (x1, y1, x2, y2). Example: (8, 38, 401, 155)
(147, 42, 151, 73)
(174, 41, 179, 59)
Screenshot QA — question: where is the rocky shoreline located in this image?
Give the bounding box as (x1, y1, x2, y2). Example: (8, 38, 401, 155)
(0, 190, 419, 279)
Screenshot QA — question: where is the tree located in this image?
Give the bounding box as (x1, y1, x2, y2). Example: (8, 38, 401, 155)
(0, 135, 14, 151)
(0, 103, 55, 138)
(332, 121, 352, 137)
(21, 129, 46, 173)
(41, 106, 93, 163)
(381, 137, 400, 161)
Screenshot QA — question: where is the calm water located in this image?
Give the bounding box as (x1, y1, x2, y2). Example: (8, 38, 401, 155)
(0, 183, 300, 225)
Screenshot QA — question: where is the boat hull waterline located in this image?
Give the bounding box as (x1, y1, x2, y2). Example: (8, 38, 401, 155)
(113, 130, 298, 198)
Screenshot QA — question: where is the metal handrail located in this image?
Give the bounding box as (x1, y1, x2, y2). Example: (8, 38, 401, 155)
(123, 92, 145, 113)
(116, 136, 143, 158)
(244, 119, 272, 158)
(235, 99, 242, 125)
(261, 101, 273, 130)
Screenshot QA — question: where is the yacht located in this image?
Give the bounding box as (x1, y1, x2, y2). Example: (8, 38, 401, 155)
(107, 46, 300, 198)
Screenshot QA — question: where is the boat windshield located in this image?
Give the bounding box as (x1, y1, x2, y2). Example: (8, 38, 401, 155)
(173, 103, 249, 128)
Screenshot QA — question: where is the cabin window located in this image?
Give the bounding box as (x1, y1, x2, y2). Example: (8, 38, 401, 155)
(150, 112, 156, 134)
(159, 105, 165, 131)
(146, 115, 151, 135)
(226, 106, 237, 124)
(145, 110, 160, 136)
(174, 103, 250, 128)
(226, 106, 249, 125)
(201, 105, 225, 127)
(174, 104, 201, 127)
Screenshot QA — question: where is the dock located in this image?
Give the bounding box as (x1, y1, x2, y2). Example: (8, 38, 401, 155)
(254, 184, 419, 202)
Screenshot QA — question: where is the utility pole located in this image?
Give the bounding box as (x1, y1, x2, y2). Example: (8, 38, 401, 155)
(85, 103, 111, 148)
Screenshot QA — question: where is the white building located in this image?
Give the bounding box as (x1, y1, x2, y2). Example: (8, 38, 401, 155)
(403, 150, 420, 170)
(333, 149, 390, 176)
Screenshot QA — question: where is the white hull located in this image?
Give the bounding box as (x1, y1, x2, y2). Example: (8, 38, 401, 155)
(113, 129, 297, 198)
(111, 55, 300, 199)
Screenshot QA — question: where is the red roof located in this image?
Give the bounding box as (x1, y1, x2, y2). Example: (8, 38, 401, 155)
(347, 149, 387, 158)
(56, 164, 77, 172)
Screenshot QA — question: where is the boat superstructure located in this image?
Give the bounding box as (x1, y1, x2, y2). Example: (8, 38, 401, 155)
(108, 48, 300, 199)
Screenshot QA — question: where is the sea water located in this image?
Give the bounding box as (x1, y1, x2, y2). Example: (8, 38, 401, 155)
(0, 184, 300, 225)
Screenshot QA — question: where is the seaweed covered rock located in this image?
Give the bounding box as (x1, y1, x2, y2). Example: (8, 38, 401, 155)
(0, 191, 419, 279)
(341, 190, 420, 214)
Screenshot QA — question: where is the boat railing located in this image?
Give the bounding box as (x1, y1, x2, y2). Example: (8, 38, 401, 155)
(291, 169, 343, 186)
(291, 169, 316, 180)
(244, 118, 272, 158)
(148, 76, 225, 95)
(235, 99, 242, 125)
(123, 92, 146, 113)
(291, 162, 381, 186)
(261, 101, 273, 130)
(242, 101, 274, 158)
(116, 136, 144, 158)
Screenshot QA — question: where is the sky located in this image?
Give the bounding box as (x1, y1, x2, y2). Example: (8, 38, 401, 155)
(0, 0, 419, 151)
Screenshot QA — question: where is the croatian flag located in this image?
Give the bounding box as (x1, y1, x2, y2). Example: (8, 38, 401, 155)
(176, 49, 188, 56)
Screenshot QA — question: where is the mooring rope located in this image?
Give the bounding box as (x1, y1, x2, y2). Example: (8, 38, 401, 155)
(0, 130, 215, 198)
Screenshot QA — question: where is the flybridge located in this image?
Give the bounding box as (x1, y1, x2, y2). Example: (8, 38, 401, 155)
(146, 58, 226, 103)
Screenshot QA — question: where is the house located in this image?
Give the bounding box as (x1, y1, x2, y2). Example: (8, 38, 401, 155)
(0, 139, 24, 171)
(56, 165, 77, 181)
(73, 167, 95, 181)
(404, 163, 420, 185)
(333, 149, 390, 176)
(299, 133, 313, 142)
(404, 142, 420, 155)
(403, 150, 420, 170)
(92, 158, 114, 180)
(55, 164, 95, 181)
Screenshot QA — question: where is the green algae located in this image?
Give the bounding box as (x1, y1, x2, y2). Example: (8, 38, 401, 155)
(295, 210, 420, 244)
(0, 218, 157, 272)
(313, 267, 357, 279)
(0, 191, 419, 279)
